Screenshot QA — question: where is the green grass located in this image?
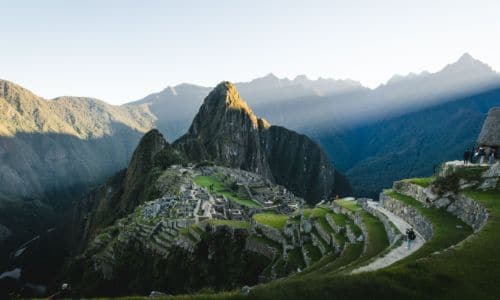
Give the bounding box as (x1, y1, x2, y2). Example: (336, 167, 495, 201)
(194, 175, 261, 208)
(105, 179, 500, 299)
(253, 212, 289, 230)
(326, 212, 347, 226)
(303, 243, 322, 264)
(302, 207, 330, 219)
(206, 219, 251, 229)
(404, 176, 435, 187)
(385, 190, 471, 262)
(454, 166, 488, 180)
(248, 235, 282, 251)
(287, 248, 306, 270)
(336, 200, 362, 212)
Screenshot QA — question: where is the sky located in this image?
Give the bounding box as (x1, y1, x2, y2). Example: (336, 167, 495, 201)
(1, 0, 500, 104)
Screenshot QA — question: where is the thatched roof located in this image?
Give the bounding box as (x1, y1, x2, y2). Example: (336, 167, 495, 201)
(478, 107, 500, 147)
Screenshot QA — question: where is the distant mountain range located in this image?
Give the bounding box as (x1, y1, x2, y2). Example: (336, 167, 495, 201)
(0, 54, 500, 206)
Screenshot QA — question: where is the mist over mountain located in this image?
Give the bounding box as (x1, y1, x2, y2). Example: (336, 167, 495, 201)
(130, 54, 500, 141)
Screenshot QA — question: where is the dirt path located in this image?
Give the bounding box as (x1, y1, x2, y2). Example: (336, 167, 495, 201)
(351, 201, 425, 274)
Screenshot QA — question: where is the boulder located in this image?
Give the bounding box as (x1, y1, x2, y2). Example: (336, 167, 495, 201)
(434, 197, 451, 209)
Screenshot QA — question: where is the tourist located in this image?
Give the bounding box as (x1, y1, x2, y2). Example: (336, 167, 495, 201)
(489, 149, 496, 165)
(406, 228, 416, 250)
(472, 147, 479, 164)
(463, 149, 471, 165)
(479, 147, 486, 164)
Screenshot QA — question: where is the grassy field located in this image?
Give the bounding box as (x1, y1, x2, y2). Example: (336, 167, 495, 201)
(404, 176, 435, 187)
(384, 190, 471, 262)
(194, 175, 261, 208)
(206, 219, 251, 229)
(252, 212, 289, 230)
(115, 171, 500, 299)
(302, 207, 329, 219)
(336, 200, 362, 212)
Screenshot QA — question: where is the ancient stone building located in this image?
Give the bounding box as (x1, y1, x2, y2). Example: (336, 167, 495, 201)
(477, 107, 500, 158)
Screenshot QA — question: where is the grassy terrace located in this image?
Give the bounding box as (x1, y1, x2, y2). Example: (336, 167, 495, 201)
(327, 211, 347, 226)
(252, 212, 289, 230)
(384, 190, 471, 261)
(403, 176, 435, 187)
(336, 200, 362, 212)
(194, 175, 261, 208)
(248, 235, 282, 251)
(303, 243, 322, 263)
(302, 207, 329, 219)
(206, 219, 251, 229)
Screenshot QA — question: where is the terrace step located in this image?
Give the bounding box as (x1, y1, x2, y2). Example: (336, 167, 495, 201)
(352, 200, 424, 274)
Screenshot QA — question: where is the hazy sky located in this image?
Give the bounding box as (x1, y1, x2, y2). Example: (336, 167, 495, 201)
(1, 0, 499, 104)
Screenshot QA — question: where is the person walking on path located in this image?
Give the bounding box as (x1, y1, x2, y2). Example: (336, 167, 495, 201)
(463, 149, 471, 165)
(406, 228, 416, 250)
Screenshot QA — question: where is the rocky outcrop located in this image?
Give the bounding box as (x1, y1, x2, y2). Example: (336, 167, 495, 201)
(174, 81, 350, 204)
(379, 193, 433, 240)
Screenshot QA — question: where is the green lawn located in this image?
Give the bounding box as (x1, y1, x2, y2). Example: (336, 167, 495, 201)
(404, 176, 435, 187)
(206, 219, 251, 229)
(384, 190, 471, 262)
(336, 200, 362, 212)
(253, 212, 289, 230)
(194, 175, 261, 208)
(302, 207, 330, 219)
(326, 212, 347, 226)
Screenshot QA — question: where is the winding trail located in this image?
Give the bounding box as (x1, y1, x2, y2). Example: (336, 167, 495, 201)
(351, 201, 425, 274)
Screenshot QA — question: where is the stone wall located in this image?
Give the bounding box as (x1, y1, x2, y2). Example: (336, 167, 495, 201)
(393, 181, 440, 204)
(245, 238, 279, 260)
(393, 181, 489, 232)
(446, 194, 489, 231)
(380, 193, 433, 240)
(253, 222, 285, 244)
(359, 201, 400, 244)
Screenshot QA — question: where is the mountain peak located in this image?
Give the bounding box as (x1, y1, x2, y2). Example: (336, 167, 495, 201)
(457, 52, 475, 63)
(208, 81, 258, 121)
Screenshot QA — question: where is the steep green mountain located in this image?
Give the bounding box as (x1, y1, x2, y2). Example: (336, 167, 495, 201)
(0, 79, 156, 269)
(0, 79, 155, 204)
(174, 82, 350, 203)
(310, 87, 500, 197)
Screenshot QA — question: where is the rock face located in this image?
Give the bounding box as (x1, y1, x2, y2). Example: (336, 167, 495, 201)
(175, 82, 350, 203)
(477, 107, 500, 146)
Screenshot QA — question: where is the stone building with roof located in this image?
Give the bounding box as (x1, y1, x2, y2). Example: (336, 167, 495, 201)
(477, 107, 500, 159)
